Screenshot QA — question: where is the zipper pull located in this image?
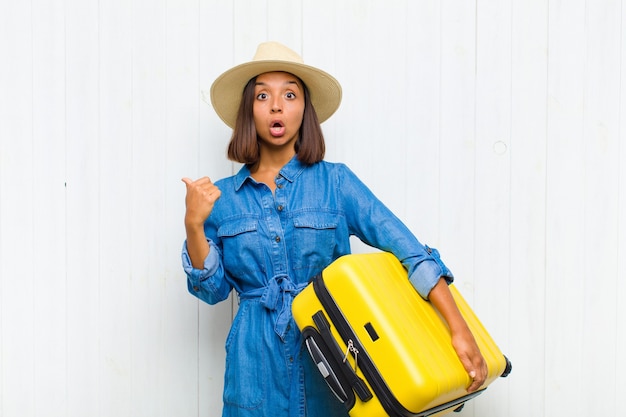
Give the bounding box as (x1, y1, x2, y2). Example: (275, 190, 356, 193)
(342, 339, 359, 372)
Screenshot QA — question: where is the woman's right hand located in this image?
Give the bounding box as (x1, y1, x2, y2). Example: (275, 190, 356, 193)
(182, 177, 221, 269)
(181, 177, 221, 228)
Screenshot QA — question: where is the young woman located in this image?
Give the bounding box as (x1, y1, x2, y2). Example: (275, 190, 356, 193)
(182, 41, 486, 417)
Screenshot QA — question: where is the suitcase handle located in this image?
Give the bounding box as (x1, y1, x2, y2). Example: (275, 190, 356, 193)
(305, 334, 350, 403)
(312, 311, 374, 402)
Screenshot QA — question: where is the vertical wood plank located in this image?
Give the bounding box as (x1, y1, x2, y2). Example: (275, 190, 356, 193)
(617, 1, 626, 407)
(267, 0, 302, 44)
(473, 1, 512, 415)
(438, 1, 476, 296)
(545, 1, 586, 415)
(332, 0, 378, 177)
(163, 1, 204, 416)
(333, 0, 409, 217)
(98, 1, 133, 415)
(509, 1, 548, 416)
(65, 0, 101, 415)
(0, 2, 35, 416)
(366, 1, 409, 218)
(580, 1, 621, 414)
(129, 1, 168, 416)
(233, 0, 268, 62)
(31, 1, 67, 416)
(404, 0, 442, 244)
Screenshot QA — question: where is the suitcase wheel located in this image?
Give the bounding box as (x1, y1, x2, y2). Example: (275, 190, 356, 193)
(501, 355, 513, 378)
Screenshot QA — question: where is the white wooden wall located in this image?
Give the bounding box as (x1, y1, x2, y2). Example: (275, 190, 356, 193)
(0, 1, 624, 416)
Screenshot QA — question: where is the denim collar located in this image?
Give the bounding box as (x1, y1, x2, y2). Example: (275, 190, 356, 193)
(233, 155, 308, 191)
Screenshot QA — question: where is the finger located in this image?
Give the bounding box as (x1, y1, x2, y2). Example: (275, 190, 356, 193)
(465, 368, 477, 392)
(196, 176, 213, 184)
(469, 368, 483, 390)
(466, 363, 487, 392)
(467, 378, 481, 393)
(212, 188, 222, 201)
(182, 176, 214, 185)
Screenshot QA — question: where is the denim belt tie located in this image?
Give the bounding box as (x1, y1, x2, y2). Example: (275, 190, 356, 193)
(240, 275, 308, 341)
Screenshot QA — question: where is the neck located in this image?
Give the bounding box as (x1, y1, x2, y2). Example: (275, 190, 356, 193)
(249, 151, 295, 194)
(252, 146, 295, 174)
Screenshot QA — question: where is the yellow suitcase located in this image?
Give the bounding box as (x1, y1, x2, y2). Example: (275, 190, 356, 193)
(292, 252, 511, 417)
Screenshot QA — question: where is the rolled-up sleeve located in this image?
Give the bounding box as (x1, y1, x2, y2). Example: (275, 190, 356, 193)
(181, 239, 232, 304)
(407, 246, 454, 299)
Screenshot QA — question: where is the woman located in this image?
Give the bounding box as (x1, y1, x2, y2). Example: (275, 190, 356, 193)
(182, 41, 486, 417)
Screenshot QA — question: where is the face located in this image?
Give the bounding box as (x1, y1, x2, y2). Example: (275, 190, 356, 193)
(253, 72, 305, 151)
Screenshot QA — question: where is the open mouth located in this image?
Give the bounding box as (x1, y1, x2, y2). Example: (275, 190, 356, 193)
(270, 120, 286, 137)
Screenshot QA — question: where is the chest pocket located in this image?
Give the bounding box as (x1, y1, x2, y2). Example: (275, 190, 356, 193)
(217, 218, 264, 278)
(291, 212, 338, 270)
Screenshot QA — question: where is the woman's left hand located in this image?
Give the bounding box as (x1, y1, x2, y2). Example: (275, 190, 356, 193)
(427, 278, 488, 392)
(450, 327, 488, 392)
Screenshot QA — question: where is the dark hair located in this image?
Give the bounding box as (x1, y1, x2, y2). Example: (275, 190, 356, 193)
(227, 75, 326, 165)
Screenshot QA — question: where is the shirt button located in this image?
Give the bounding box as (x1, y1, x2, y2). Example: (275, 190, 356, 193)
(277, 205, 284, 211)
(192, 286, 199, 292)
(275, 236, 281, 243)
(277, 183, 284, 189)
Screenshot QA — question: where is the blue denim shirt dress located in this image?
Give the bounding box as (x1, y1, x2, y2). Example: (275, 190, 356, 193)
(182, 156, 453, 417)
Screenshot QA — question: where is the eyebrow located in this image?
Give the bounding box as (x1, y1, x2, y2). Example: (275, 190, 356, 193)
(255, 80, 301, 88)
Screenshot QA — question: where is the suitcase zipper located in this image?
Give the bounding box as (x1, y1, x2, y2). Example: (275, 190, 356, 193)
(342, 339, 359, 372)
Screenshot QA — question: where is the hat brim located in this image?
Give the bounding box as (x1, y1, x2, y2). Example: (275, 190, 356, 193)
(210, 60, 342, 129)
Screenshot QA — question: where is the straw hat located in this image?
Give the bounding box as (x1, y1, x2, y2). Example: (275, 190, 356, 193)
(210, 42, 342, 129)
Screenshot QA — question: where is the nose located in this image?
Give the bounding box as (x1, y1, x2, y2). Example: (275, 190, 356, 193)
(270, 97, 282, 113)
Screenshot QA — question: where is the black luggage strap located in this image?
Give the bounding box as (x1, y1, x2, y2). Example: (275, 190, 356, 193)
(311, 310, 373, 402)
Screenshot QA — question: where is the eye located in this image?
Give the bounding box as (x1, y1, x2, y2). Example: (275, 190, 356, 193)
(256, 92, 268, 100)
(285, 92, 296, 99)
